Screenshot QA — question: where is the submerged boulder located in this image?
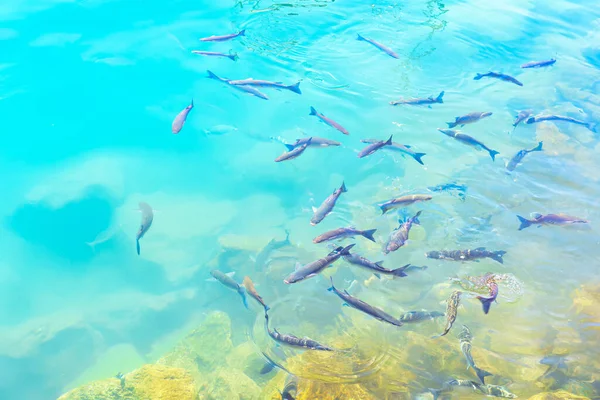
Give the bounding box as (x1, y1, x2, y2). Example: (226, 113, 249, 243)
(527, 389, 590, 400)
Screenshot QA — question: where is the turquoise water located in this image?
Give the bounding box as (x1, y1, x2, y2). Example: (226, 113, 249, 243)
(1, 0, 600, 399)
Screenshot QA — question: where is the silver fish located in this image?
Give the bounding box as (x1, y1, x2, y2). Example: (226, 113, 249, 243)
(191, 50, 238, 61)
(474, 71, 523, 86)
(426, 248, 506, 264)
(309, 106, 349, 135)
(284, 137, 341, 150)
(379, 194, 432, 214)
(199, 30, 245, 42)
(438, 129, 499, 161)
(283, 244, 354, 284)
(264, 308, 333, 351)
(207, 70, 269, 100)
(512, 110, 533, 129)
(390, 91, 444, 106)
(275, 138, 311, 162)
(136, 202, 153, 255)
(171, 100, 194, 134)
(310, 181, 347, 225)
(343, 252, 410, 279)
(459, 325, 492, 384)
(446, 111, 492, 128)
(525, 114, 596, 133)
(228, 78, 301, 95)
(357, 135, 393, 158)
(506, 141, 543, 171)
(360, 139, 426, 165)
(521, 58, 556, 68)
(384, 211, 421, 254)
(313, 227, 376, 243)
(210, 270, 248, 309)
(517, 213, 588, 230)
(356, 33, 399, 59)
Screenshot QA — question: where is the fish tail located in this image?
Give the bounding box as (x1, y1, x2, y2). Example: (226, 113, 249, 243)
(413, 210, 423, 224)
(228, 53, 239, 61)
(428, 388, 442, 400)
(392, 264, 409, 277)
(284, 229, 291, 243)
(533, 141, 543, 152)
(474, 365, 493, 384)
(477, 295, 494, 314)
(517, 215, 532, 230)
(380, 204, 390, 215)
(239, 287, 249, 309)
(340, 181, 347, 193)
(489, 149, 500, 161)
(263, 303, 271, 311)
(446, 122, 457, 129)
(356, 33, 365, 41)
(491, 250, 506, 264)
(284, 144, 295, 151)
(385, 135, 393, 145)
(361, 229, 377, 243)
(85, 242, 96, 253)
(588, 122, 597, 133)
(309, 106, 317, 116)
(206, 70, 220, 80)
(413, 152, 426, 165)
(288, 81, 302, 94)
(239, 29, 246, 36)
(340, 243, 355, 255)
(474, 73, 483, 80)
(327, 276, 335, 292)
(190, 99, 194, 108)
(136, 239, 141, 255)
(436, 91, 444, 103)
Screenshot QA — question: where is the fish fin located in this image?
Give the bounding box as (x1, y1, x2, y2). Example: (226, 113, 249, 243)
(361, 229, 377, 243)
(342, 302, 350, 307)
(311, 206, 318, 213)
(474, 366, 493, 384)
(403, 144, 411, 148)
(413, 152, 426, 165)
(225, 271, 235, 277)
(588, 122, 597, 133)
(136, 240, 140, 255)
(373, 273, 381, 279)
(239, 29, 246, 36)
(239, 289, 248, 309)
(385, 135, 393, 145)
(340, 181, 347, 193)
(436, 91, 444, 103)
(287, 82, 302, 94)
(284, 144, 295, 151)
(206, 70, 220, 80)
(428, 388, 442, 400)
(477, 296, 494, 314)
(229, 53, 239, 61)
(327, 276, 335, 292)
(340, 244, 355, 255)
(474, 73, 483, 80)
(413, 210, 423, 224)
(533, 141, 543, 152)
(309, 106, 317, 116)
(517, 215, 532, 230)
(294, 262, 302, 271)
(489, 149, 500, 161)
(392, 264, 410, 277)
(446, 122, 457, 129)
(356, 33, 365, 41)
(380, 205, 389, 215)
(491, 250, 506, 264)
(374, 261, 384, 267)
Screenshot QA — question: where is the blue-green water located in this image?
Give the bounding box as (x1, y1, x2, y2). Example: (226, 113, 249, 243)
(1, 0, 600, 399)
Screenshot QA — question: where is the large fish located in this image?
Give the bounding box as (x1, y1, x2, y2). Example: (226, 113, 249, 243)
(433, 290, 461, 338)
(275, 138, 311, 162)
(136, 202, 154, 255)
(343, 251, 410, 279)
(264, 308, 333, 351)
(199, 30, 245, 42)
(390, 91, 444, 106)
(438, 129, 499, 161)
(356, 33, 399, 59)
(384, 211, 422, 254)
(284, 137, 340, 150)
(379, 194, 432, 214)
(328, 277, 404, 327)
(253, 230, 291, 268)
(243, 276, 269, 310)
(526, 114, 596, 133)
(191, 50, 238, 61)
(521, 58, 556, 68)
(474, 71, 523, 86)
(283, 244, 354, 284)
(506, 141, 543, 171)
(459, 325, 493, 384)
(207, 70, 269, 100)
(399, 310, 444, 323)
(310, 181, 347, 225)
(517, 213, 588, 230)
(171, 100, 194, 134)
(357, 135, 393, 158)
(512, 110, 533, 129)
(476, 276, 498, 314)
(360, 139, 426, 165)
(313, 227, 376, 243)
(210, 270, 248, 309)
(446, 111, 492, 128)
(309, 106, 349, 135)
(426, 248, 506, 264)
(228, 78, 301, 95)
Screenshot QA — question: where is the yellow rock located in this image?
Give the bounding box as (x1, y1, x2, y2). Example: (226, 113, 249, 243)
(197, 368, 261, 400)
(527, 389, 590, 400)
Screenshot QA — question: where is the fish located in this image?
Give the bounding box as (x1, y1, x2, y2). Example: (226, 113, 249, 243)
(86, 222, 123, 252)
(253, 230, 291, 268)
(399, 264, 428, 275)
(517, 213, 588, 230)
(506, 141, 543, 171)
(328, 277, 404, 327)
(474, 71, 523, 86)
(525, 114, 596, 133)
(521, 58, 556, 68)
(209, 270, 248, 309)
(171, 100, 194, 134)
(428, 379, 478, 400)
(379, 194, 432, 214)
(357, 135, 393, 158)
(356, 33, 399, 59)
(476, 276, 499, 314)
(243, 276, 269, 311)
(264, 308, 333, 351)
(343, 252, 410, 278)
(191, 50, 238, 61)
(433, 290, 461, 338)
(309, 106, 349, 135)
(136, 202, 154, 255)
(360, 139, 426, 165)
(275, 138, 311, 162)
(207, 70, 269, 100)
(115, 372, 126, 389)
(283, 244, 354, 284)
(459, 325, 493, 384)
(438, 129, 500, 161)
(313, 227, 377, 243)
(310, 181, 347, 225)
(426, 248, 507, 264)
(228, 78, 302, 95)
(279, 375, 299, 400)
(428, 182, 467, 202)
(284, 137, 341, 150)
(512, 110, 533, 128)
(199, 30, 245, 42)
(399, 310, 444, 323)
(446, 111, 492, 128)
(390, 91, 444, 106)
(384, 210, 422, 254)
(540, 354, 568, 370)
(473, 382, 518, 398)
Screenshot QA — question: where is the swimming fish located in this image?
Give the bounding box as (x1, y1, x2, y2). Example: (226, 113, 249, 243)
(521, 58, 556, 68)
(279, 375, 299, 399)
(243, 276, 269, 311)
(253, 230, 291, 268)
(209, 270, 248, 309)
(517, 213, 588, 230)
(390, 91, 444, 106)
(459, 325, 493, 384)
(433, 290, 461, 338)
(473, 382, 517, 398)
(506, 141, 543, 171)
(228, 78, 301, 95)
(428, 182, 467, 201)
(275, 138, 311, 162)
(525, 114, 596, 132)
(356, 33, 399, 59)
(328, 277, 404, 326)
(171, 100, 194, 134)
(342, 251, 410, 278)
(426, 248, 507, 264)
(446, 112, 492, 128)
(284, 137, 341, 150)
(384, 210, 422, 254)
(264, 308, 333, 351)
(428, 379, 478, 400)
(399, 264, 428, 275)
(379, 194, 432, 214)
(136, 202, 154, 255)
(512, 110, 533, 129)
(438, 129, 500, 161)
(360, 139, 426, 165)
(399, 310, 444, 323)
(310, 181, 347, 225)
(313, 227, 377, 243)
(191, 50, 238, 61)
(283, 244, 355, 284)
(207, 70, 269, 100)
(476, 275, 498, 314)
(474, 71, 523, 86)
(309, 106, 349, 135)
(357, 135, 393, 158)
(199, 30, 245, 42)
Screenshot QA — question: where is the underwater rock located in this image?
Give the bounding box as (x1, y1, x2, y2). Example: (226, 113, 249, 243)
(197, 369, 261, 400)
(527, 389, 591, 400)
(225, 341, 267, 382)
(295, 381, 377, 400)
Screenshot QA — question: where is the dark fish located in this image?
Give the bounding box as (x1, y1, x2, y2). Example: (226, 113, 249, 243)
(311, 181, 347, 225)
(360, 139, 426, 165)
(210, 270, 248, 309)
(207, 70, 269, 100)
(258, 346, 289, 375)
(309, 106, 349, 135)
(446, 111, 492, 128)
(191, 50, 238, 61)
(384, 210, 422, 254)
(328, 277, 404, 326)
(459, 325, 493, 384)
(171, 100, 194, 134)
(254, 230, 291, 268)
(526, 114, 597, 133)
(343, 252, 410, 278)
(474, 71, 523, 86)
(357, 135, 393, 158)
(283, 244, 354, 284)
(399, 310, 444, 323)
(390, 91, 444, 106)
(521, 59, 556, 68)
(228, 78, 301, 95)
(379, 194, 432, 214)
(313, 227, 377, 243)
(136, 202, 154, 255)
(438, 129, 500, 161)
(433, 290, 461, 338)
(200, 30, 245, 42)
(264, 308, 333, 351)
(243, 276, 269, 310)
(275, 138, 311, 162)
(517, 213, 588, 230)
(476, 275, 499, 314)
(356, 33, 399, 59)
(279, 375, 299, 400)
(512, 110, 533, 128)
(506, 141, 543, 171)
(426, 248, 506, 264)
(284, 137, 340, 150)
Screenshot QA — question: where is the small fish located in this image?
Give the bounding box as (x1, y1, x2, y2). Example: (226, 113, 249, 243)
(279, 375, 299, 400)
(136, 202, 154, 255)
(426, 248, 507, 264)
(506, 141, 543, 171)
(399, 310, 444, 323)
(360, 139, 426, 165)
(357, 135, 393, 158)
(313, 227, 377, 243)
(171, 100, 194, 134)
(438, 129, 499, 161)
(459, 325, 493, 384)
(474, 71, 523, 86)
(210, 270, 248, 309)
(428, 379, 478, 400)
(284, 137, 341, 150)
(384, 210, 422, 254)
(243, 276, 269, 310)
(228, 78, 301, 95)
(517, 213, 588, 230)
(309, 106, 349, 135)
(264, 308, 333, 351)
(343, 252, 410, 278)
(473, 382, 517, 398)
(310, 181, 347, 225)
(191, 50, 238, 61)
(207, 70, 269, 100)
(512, 110, 533, 128)
(284, 244, 354, 284)
(540, 354, 568, 370)
(433, 290, 461, 338)
(275, 138, 311, 162)
(379, 194, 432, 214)
(254, 230, 291, 268)
(390, 91, 444, 106)
(525, 114, 596, 133)
(521, 58, 556, 68)
(199, 29, 245, 42)
(428, 182, 467, 202)
(446, 111, 493, 128)
(476, 276, 498, 314)
(328, 277, 404, 326)
(356, 33, 399, 59)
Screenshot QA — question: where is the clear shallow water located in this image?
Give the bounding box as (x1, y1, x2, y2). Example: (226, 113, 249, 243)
(1, 0, 600, 399)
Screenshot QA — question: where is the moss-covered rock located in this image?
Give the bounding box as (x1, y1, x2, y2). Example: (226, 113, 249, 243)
(527, 389, 591, 400)
(197, 369, 261, 400)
